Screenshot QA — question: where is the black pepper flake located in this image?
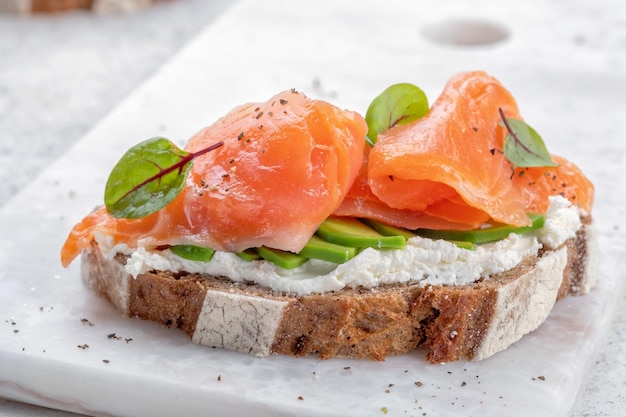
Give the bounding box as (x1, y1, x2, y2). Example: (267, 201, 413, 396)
(415, 381, 424, 387)
(102, 359, 110, 364)
(388, 175, 394, 181)
(217, 375, 222, 382)
(518, 170, 525, 178)
(255, 111, 263, 119)
(228, 159, 235, 164)
(268, 111, 273, 117)
(461, 382, 467, 387)
(528, 181, 536, 186)
(80, 318, 94, 326)
(489, 148, 496, 155)
(298, 396, 304, 401)
(77, 343, 89, 349)
(562, 182, 567, 188)
(280, 99, 288, 105)
(254, 107, 260, 112)
(344, 366, 351, 370)
(13, 329, 19, 334)
(237, 132, 244, 141)
(258, 124, 264, 129)
(538, 376, 546, 381)
(472, 126, 479, 132)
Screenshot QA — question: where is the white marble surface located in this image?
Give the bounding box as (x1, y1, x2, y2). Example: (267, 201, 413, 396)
(1, 0, 625, 416)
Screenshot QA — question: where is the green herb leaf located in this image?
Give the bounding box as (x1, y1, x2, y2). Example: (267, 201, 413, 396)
(499, 109, 558, 168)
(170, 245, 215, 262)
(104, 137, 223, 219)
(104, 137, 193, 219)
(365, 83, 429, 145)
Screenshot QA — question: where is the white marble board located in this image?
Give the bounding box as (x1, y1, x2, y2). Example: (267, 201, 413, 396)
(1, 0, 625, 416)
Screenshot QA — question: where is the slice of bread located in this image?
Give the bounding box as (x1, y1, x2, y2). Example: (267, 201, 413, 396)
(81, 216, 595, 363)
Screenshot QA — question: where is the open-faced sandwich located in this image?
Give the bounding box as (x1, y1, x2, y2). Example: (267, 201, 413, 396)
(61, 71, 595, 363)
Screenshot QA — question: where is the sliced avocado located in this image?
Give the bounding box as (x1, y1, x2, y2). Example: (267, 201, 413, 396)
(448, 240, 476, 250)
(170, 244, 215, 262)
(236, 249, 261, 262)
(298, 235, 357, 264)
(364, 218, 476, 250)
(362, 219, 418, 239)
(415, 213, 545, 244)
(256, 246, 308, 270)
(316, 217, 406, 249)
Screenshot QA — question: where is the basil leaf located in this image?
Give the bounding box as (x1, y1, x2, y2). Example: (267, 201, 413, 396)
(499, 111, 558, 168)
(104, 137, 193, 219)
(170, 245, 215, 262)
(365, 83, 429, 145)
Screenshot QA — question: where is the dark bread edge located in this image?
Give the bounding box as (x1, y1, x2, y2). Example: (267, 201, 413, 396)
(81, 216, 595, 363)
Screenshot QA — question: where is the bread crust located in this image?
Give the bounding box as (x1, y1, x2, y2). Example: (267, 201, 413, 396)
(81, 217, 595, 363)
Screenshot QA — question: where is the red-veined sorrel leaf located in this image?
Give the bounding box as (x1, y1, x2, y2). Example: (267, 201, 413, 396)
(499, 108, 558, 168)
(104, 137, 223, 219)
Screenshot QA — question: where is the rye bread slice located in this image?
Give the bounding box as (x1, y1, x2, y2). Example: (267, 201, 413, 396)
(81, 217, 595, 363)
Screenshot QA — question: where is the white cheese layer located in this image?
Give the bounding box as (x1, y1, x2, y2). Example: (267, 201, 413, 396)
(98, 196, 581, 296)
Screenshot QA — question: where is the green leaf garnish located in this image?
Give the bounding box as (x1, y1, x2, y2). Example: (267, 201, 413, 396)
(498, 109, 558, 168)
(365, 83, 429, 145)
(104, 137, 223, 219)
(170, 245, 215, 262)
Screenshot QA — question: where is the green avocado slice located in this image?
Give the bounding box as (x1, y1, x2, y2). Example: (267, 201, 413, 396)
(170, 245, 215, 262)
(415, 213, 545, 244)
(316, 217, 406, 249)
(236, 249, 262, 262)
(298, 235, 357, 264)
(256, 246, 308, 270)
(364, 219, 475, 250)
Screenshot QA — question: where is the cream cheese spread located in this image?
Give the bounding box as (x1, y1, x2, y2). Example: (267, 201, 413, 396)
(96, 196, 580, 296)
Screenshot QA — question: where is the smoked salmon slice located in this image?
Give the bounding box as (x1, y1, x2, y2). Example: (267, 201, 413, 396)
(61, 90, 366, 267)
(336, 71, 594, 230)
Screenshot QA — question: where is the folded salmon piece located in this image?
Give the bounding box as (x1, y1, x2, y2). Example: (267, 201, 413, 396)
(335, 71, 594, 230)
(61, 90, 366, 267)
